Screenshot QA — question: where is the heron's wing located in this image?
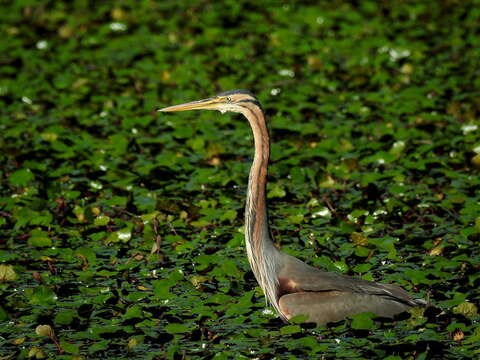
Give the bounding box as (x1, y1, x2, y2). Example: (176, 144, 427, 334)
(278, 253, 424, 306)
(278, 291, 411, 325)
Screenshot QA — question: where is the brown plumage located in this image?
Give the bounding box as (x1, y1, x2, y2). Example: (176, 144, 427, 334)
(159, 90, 427, 325)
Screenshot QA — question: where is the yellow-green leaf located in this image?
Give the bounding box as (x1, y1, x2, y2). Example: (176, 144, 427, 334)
(94, 215, 110, 226)
(40, 132, 58, 142)
(0, 265, 18, 281)
(28, 346, 46, 359)
(35, 325, 53, 337)
(351, 232, 369, 246)
(453, 302, 478, 318)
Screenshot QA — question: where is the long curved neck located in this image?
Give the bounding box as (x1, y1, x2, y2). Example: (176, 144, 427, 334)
(240, 100, 282, 313)
(244, 104, 272, 256)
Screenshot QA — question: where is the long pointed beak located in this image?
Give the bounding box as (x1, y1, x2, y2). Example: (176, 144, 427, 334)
(158, 97, 221, 112)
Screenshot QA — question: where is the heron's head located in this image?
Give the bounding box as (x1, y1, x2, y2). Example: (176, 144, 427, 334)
(158, 89, 261, 114)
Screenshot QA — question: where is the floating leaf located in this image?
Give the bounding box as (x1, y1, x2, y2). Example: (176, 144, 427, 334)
(60, 339, 80, 354)
(0, 306, 9, 321)
(453, 302, 478, 318)
(12, 337, 26, 345)
(267, 184, 286, 198)
(0, 264, 18, 281)
(333, 261, 349, 273)
(352, 263, 372, 273)
(280, 325, 301, 335)
(26, 286, 57, 305)
(28, 347, 46, 359)
(165, 323, 189, 334)
(220, 209, 237, 222)
(288, 314, 309, 324)
(287, 214, 304, 224)
(350, 232, 369, 246)
(127, 336, 144, 350)
(107, 228, 132, 243)
(190, 275, 209, 288)
(318, 174, 336, 188)
(390, 140, 406, 156)
(350, 312, 375, 330)
(471, 154, 480, 169)
(124, 305, 143, 320)
(35, 325, 53, 337)
(8, 169, 34, 186)
(190, 219, 210, 227)
(475, 217, 480, 232)
(187, 137, 205, 151)
(28, 230, 52, 248)
(94, 215, 110, 226)
(55, 311, 75, 325)
(40, 132, 58, 142)
(152, 279, 176, 299)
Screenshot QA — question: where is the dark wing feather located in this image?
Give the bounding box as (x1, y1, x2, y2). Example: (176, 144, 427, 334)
(279, 253, 426, 306)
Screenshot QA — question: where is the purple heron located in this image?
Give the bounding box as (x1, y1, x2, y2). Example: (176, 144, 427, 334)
(159, 90, 426, 325)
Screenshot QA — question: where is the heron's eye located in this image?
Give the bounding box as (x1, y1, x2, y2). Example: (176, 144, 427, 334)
(226, 96, 232, 102)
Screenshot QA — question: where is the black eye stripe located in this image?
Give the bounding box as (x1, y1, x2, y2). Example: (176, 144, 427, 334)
(237, 99, 263, 109)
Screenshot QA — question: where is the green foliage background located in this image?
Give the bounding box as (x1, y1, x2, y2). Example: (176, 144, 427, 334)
(1, 0, 480, 358)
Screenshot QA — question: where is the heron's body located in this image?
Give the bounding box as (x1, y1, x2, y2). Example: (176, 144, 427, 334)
(160, 90, 426, 325)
